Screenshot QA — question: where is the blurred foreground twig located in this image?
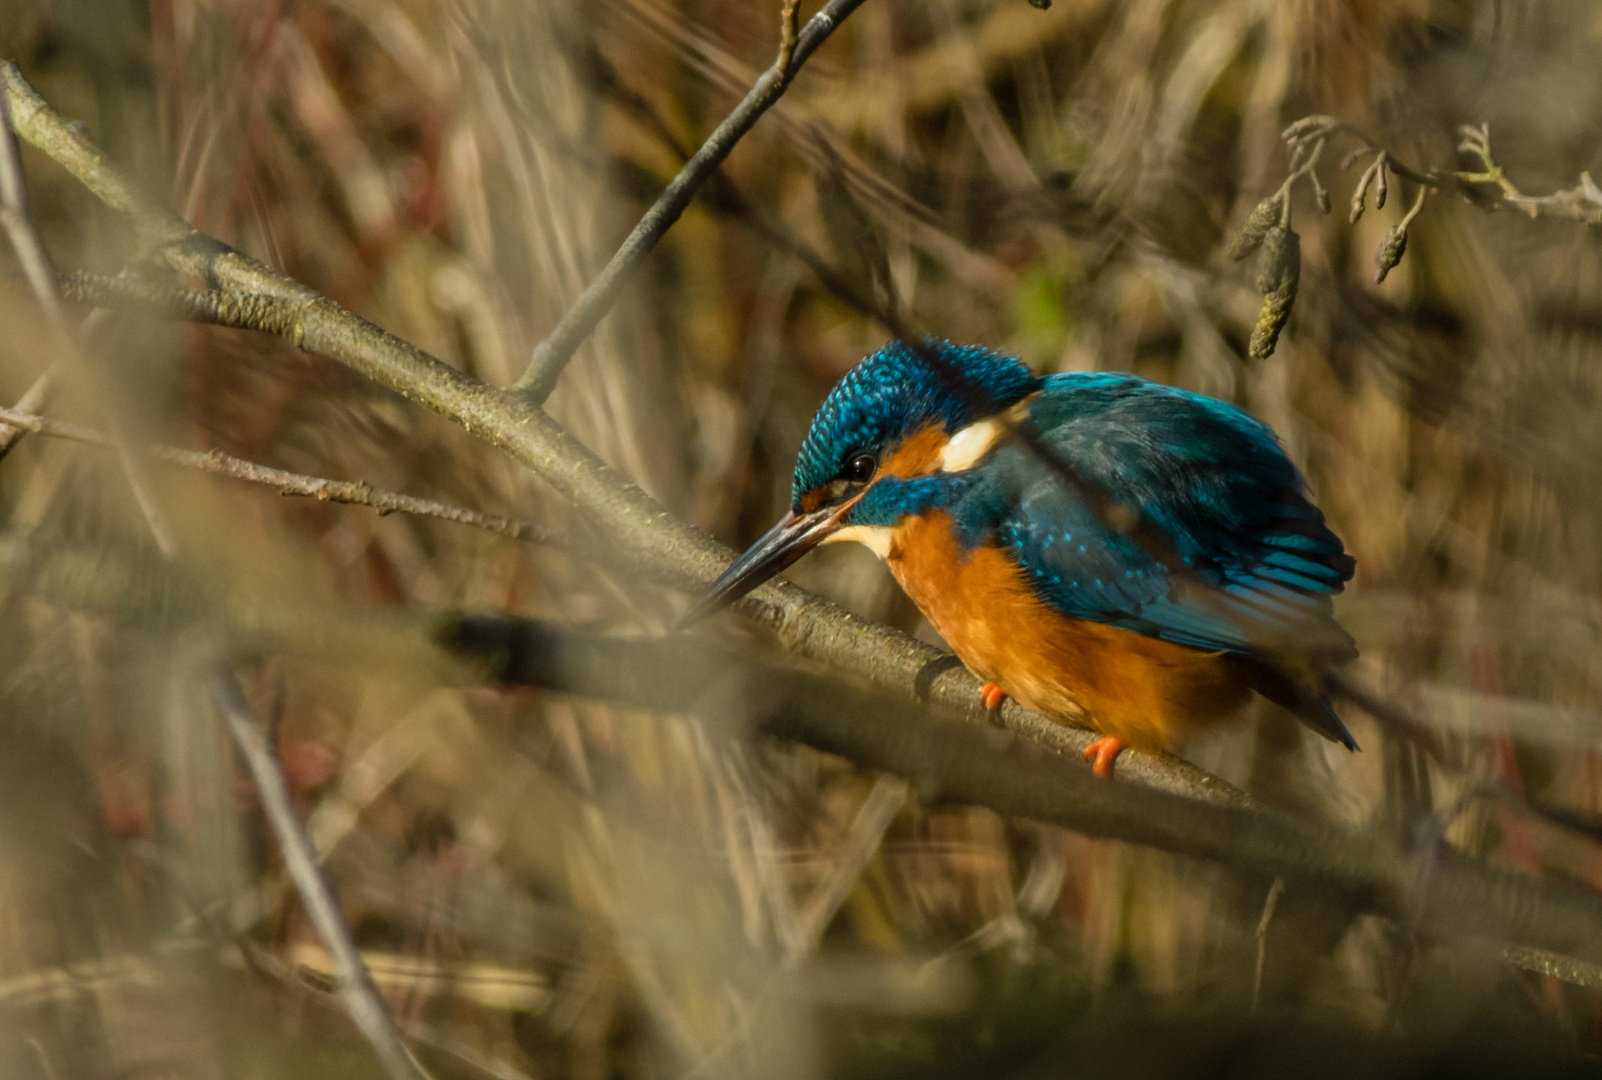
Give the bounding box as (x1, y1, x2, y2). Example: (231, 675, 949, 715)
(0, 403, 554, 545)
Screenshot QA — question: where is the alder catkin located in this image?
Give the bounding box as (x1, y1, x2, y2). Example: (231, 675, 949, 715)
(1374, 225, 1408, 283)
(1226, 195, 1284, 260)
(1249, 230, 1300, 359)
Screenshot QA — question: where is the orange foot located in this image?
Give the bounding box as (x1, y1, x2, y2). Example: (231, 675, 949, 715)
(1083, 736, 1129, 779)
(980, 681, 1006, 719)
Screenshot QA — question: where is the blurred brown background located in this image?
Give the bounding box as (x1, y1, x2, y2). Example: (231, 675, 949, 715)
(1, 0, 1601, 1077)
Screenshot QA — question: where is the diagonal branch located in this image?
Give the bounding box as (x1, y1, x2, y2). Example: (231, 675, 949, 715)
(513, 0, 871, 402)
(0, 60, 1250, 809)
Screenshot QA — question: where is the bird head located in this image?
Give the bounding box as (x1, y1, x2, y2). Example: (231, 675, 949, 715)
(680, 341, 1039, 623)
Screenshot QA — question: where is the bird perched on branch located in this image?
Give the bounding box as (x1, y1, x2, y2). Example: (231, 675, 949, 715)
(683, 341, 1359, 777)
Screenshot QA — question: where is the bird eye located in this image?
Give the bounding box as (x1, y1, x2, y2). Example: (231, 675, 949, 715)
(841, 453, 877, 484)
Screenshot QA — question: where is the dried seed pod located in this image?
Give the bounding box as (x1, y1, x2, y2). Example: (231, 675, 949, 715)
(1226, 195, 1283, 261)
(1373, 225, 1408, 283)
(1249, 230, 1300, 360)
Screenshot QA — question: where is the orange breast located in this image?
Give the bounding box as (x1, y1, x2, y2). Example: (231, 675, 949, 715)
(886, 512, 1253, 750)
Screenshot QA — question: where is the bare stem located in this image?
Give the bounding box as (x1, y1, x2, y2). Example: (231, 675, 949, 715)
(1398, 184, 1428, 230)
(513, 0, 869, 402)
(0, 366, 54, 461)
(1251, 878, 1286, 1013)
(776, 0, 803, 76)
(211, 672, 430, 1080)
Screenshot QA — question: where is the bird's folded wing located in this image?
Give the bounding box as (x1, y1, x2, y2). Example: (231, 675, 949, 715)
(991, 375, 1356, 664)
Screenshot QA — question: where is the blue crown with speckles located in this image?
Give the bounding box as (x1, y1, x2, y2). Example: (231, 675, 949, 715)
(792, 340, 1040, 503)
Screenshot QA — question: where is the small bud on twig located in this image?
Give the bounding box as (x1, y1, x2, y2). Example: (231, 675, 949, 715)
(1311, 171, 1331, 214)
(1249, 230, 1300, 360)
(1227, 195, 1284, 261)
(1350, 157, 1380, 223)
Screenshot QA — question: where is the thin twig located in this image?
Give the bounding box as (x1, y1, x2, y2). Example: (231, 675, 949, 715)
(0, 90, 182, 553)
(1397, 184, 1428, 230)
(514, 0, 870, 402)
(0, 366, 54, 461)
(1251, 877, 1286, 1013)
(212, 672, 430, 1080)
(1456, 123, 1602, 223)
(1283, 114, 1602, 225)
(0, 405, 554, 546)
(776, 0, 802, 76)
(0, 96, 67, 331)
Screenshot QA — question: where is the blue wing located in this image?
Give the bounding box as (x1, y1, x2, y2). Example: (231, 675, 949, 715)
(961, 373, 1356, 665)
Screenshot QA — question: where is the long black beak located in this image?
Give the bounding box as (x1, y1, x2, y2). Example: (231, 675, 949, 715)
(676, 505, 843, 628)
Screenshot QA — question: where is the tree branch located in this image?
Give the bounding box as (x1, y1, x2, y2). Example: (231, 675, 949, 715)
(513, 0, 871, 402)
(435, 614, 1602, 970)
(0, 60, 1249, 809)
(0, 404, 553, 546)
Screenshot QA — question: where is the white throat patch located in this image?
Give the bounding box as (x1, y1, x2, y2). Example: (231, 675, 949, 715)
(939, 417, 1004, 473)
(822, 524, 895, 560)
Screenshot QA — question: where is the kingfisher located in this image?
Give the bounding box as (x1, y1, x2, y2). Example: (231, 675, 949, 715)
(683, 341, 1359, 777)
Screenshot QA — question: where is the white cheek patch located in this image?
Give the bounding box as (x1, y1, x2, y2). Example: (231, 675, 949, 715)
(939, 418, 1004, 473)
(823, 524, 895, 560)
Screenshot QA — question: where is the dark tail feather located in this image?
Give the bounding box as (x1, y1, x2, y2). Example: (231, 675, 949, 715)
(1250, 664, 1360, 752)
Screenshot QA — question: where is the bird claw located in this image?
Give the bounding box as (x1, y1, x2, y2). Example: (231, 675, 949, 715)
(980, 681, 1006, 721)
(1083, 736, 1129, 779)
